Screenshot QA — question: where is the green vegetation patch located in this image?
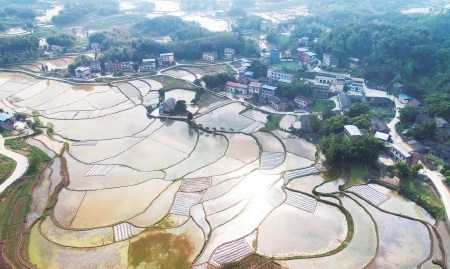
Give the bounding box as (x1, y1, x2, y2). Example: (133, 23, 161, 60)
(371, 106, 395, 122)
(262, 114, 283, 131)
(342, 165, 368, 189)
(197, 92, 225, 108)
(222, 254, 281, 269)
(0, 154, 16, 184)
(312, 100, 336, 113)
(399, 180, 445, 220)
(129, 228, 195, 269)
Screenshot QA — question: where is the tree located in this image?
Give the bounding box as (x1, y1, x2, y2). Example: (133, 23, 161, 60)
(410, 120, 436, 141)
(249, 60, 268, 78)
(187, 112, 193, 120)
(321, 134, 384, 165)
(411, 164, 423, 175)
(424, 93, 450, 122)
(347, 103, 370, 118)
(323, 115, 350, 134)
(399, 105, 419, 124)
(350, 114, 371, 129)
(46, 33, 76, 47)
(173, 100, 187, 115)
(46, 122, 54, 137)
(309, 114, 321, 133)
(424, 154, 443, 170)
(394, 162, 411, 180)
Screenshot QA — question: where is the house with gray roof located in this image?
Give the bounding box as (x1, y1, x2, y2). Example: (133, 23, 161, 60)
(389, 143, 412, 165)
(344, 125, 363, 136)
(159, 98, 176, 114)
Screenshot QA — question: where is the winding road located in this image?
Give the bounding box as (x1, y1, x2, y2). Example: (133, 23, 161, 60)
(0, 135, 29, 193)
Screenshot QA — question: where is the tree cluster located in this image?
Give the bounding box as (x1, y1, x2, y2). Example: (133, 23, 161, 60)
(321, 134, 385, 165)
(0, 35, 40, 64)
(202, 73, 236, 89)
(3, 6, 35, 19)
(46, 33, 76, 48)
(276, 82, 312, 100)
(304, 10, 450, 104)
(322, 103, 372, 135)
(51, 0, 120, 25)
(89, 26, 259, 63)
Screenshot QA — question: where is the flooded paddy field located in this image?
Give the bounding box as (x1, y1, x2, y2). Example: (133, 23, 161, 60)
(0, 72, 444, 268)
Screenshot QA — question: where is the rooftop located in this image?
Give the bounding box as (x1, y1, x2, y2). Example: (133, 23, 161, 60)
(374, 132, 390, 141)
(75, 66, 90, 72)
(226, 81, 248, 88)
(270, 96, 283, 103)
(244, 71, 254, 77)
(249, 82, 262, 87)
(295, 95, 313, 104)
(344, 125, 363, 136)
(352, 78, 364, 83)
(338, 93, 352, 108)
(262, 85, 277, 91)
(392, 143, 411, 158)
(297, 47, 309, 52)
(160, 53, 174, 56)
(399, 93, 413, 100)
(163, 97, 176, 106)
(409, 98, 421, 106)
(143, 59, 156, 63)
(436, 117, 449, 126)
(0, 113, 13, 122)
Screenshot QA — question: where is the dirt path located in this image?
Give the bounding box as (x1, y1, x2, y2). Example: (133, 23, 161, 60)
(0, 135, 29, 193)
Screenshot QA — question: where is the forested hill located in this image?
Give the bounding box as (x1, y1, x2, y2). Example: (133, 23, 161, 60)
(88, 19, 260, 62)
(314, 12, 450, 96)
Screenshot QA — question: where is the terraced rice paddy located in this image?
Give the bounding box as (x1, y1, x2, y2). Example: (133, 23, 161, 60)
(0, 72, 443, 268)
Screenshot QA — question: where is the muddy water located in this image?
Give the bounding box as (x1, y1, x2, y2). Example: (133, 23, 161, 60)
(165, 89, 196, 104)
(352, 195, 431, 269)
(257, 203, 347, 256)
(287, 169, 339, 194)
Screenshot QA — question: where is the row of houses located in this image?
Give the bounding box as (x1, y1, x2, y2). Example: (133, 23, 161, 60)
(225, 81, 278, 99)
(201, 48, 236, 62)
(74, 53, 175, 78)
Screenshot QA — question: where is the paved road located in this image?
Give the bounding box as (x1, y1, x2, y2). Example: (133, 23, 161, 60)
(419, 168, 450, 219)
(0, 135, 29, 193)
(360, 85, 450, 219)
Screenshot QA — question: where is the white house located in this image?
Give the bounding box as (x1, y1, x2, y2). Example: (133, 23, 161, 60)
(224, 48, 236, 60)
(75, 66, 91, 78)
(225, 81, 248, 95)
(351, 78, 364, 91)
(141, 59, 156, 71)
(121, 61, 134, 71)
(202, 52, 218, 61)
(248, 82, 262, 95)
(261, 85, 277, 98)
(267, 68, 294, 83)
(389, 143, 412, 165)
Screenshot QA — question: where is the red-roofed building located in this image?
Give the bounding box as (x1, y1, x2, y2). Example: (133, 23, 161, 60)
(225, 81, 248, 95)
